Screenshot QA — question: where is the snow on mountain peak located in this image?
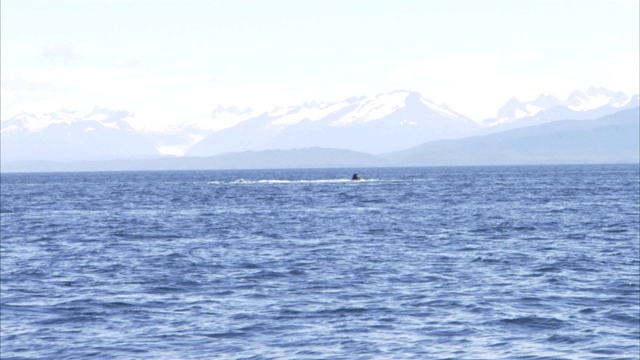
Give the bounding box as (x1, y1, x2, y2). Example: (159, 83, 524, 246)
(329, 91, 423, 126)
(483, 97, 544, 126)
(85, 113, 121, 129)
(419, 97, 462, 120)
(1, 112, 38, 133)
(212, 105, 252, 116)
(329, 91, 407, 126)
(270, 101, 351, 128)
(75, 107, 134, 131)
(0, 107, 137, 133)
(266, 91, 432, 128)
(483, 87, 637, 127)
(1, 110, 78, 132)
(566, 87, 628, 111)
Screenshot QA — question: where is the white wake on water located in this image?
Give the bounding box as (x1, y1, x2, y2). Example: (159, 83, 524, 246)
(207, 179, 381, 185)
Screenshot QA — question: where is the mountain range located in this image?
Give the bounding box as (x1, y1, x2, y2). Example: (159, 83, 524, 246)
(391, 107, 639, 166)
(188, 90, 479, 156)
(1, 107, 158, 162)
(1, 86, 638, 170)
(481, 87, 638, 129)
(3, 107, 637, 173)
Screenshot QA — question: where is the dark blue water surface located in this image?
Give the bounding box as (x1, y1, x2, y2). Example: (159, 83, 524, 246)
(1, 165, 639, 359)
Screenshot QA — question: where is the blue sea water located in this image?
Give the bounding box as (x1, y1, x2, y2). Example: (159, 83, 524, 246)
(1, 165, 639, 359)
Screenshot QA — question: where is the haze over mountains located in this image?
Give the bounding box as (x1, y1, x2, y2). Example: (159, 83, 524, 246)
(188, 90, 478, 156)
(481, 87, 638, 129)
(1, 87, 638, 172)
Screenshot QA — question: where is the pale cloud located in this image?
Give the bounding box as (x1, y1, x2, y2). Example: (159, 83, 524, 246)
(41, 43, 78, 65)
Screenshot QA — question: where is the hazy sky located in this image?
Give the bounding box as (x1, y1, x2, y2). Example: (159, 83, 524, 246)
(2, 0, 638, 130)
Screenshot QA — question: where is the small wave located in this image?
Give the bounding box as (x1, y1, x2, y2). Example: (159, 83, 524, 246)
(604, 228, 628, 233)
(248, 269, 287, 279)
(498, 316, 566, 330)
(547, 334, 582, 344)
(147, 286, 183, 294)
(604, 310, 640, 324)
(533, 265, 562, 273)
(317, 307, 371, 315)
(202, 331, 246, 339)
(37, 314, 103, 325)
(360, 198, 386, 204)
(238, 262, 261, 269)
(470, 257, 503, 264)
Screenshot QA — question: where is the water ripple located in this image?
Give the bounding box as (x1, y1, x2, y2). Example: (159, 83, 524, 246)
(1, 165, 638, 359)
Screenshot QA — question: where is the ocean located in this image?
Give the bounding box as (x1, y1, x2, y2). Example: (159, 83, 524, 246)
(1, 165, 639, 359)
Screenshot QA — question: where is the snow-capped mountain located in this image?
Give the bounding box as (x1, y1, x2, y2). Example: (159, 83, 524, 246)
(2, 87, 637, 164)
(485, 94, 562, 126)
(564, 87, 631, 111)
(482, 87, 639, 128)
(1, 107, 159, 162)
(187, 90, 480, 156)
(1, 107, 137, 134)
